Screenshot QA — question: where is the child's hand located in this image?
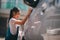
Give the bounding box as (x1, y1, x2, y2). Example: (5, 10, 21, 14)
(27, 7, 33, 17)
(28, 7, 33, 12)
(27, 7, 33, 16)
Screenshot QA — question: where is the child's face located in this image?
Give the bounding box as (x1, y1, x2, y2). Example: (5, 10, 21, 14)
(14, 12, 20, 19)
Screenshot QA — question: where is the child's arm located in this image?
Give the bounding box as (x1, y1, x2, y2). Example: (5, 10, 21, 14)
(21, 7, 32, 25)
(15, 7, 33, 25)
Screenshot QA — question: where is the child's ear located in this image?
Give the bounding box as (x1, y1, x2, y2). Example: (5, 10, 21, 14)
(13, 12, 16, 16)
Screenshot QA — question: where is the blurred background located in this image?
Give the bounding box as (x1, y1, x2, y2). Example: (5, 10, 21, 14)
(0, 0, 60, 40)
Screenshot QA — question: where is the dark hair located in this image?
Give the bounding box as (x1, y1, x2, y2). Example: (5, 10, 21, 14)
(8, 7, 19, 22)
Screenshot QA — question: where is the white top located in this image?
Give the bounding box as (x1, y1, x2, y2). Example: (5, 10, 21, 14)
(9, 18, 22, 35)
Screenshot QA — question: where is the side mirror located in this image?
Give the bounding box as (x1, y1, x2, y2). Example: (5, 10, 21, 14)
(23, 0, 39, 8)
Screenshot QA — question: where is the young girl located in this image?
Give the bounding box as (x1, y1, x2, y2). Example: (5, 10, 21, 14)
(5, 7, 32, 40)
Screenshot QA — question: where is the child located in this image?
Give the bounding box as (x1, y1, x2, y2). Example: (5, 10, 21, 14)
(5, 7, 32, 40)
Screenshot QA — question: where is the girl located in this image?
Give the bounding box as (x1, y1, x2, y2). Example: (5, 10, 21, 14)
(5, 7, 32, 40)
